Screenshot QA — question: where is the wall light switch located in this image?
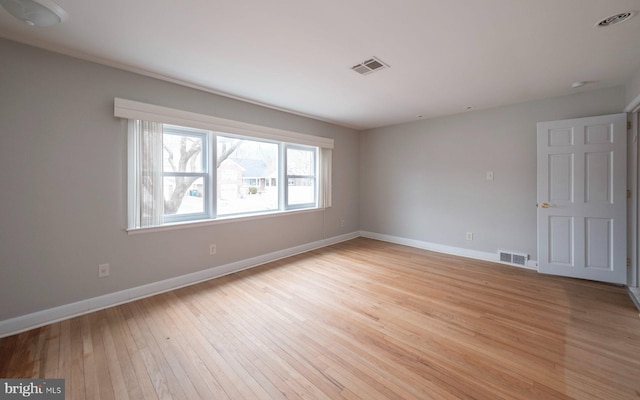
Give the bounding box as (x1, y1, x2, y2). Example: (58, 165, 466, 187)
(486, 171, 494, 181)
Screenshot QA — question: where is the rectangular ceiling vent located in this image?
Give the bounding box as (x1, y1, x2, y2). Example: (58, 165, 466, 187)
(351, 57, 389, 76)
(498, 250, 529, 267)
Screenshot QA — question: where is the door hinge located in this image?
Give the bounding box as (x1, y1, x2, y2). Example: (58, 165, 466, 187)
(627, 190, 632, 199)
(627, 258, 631, 267)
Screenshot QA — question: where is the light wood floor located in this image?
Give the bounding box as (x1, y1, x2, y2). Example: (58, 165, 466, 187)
(1, 238, 640, 399)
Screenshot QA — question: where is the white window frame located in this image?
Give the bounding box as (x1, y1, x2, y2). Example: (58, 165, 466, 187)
(115, 98, 333, 232)
(162, 125, 211, 224)
(285, 144, 318, 210)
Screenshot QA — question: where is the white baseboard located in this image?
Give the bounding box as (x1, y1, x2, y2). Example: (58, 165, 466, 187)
(628, 287, 640, 312)
(0, 231, 360, 339)
(359, 231, 538, 270)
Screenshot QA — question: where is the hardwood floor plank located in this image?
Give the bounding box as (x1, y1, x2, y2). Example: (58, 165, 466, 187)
(132, 298, 192, 399)
(69, 318, 86, 400)
(57, 320, 72, 384)
(286, 259, 512, 397)
(239, 274, 442, 399)
(149, 293, 230, 399)
(43, 322, 60, 378)
(205, 279, 340, 400)
(80, 314, 99, 400)
(282, 273, 497, 399)
(173, 294, 293, 400)
(1, 238, 639, 399)
(88, 311, 116, 400)
(103, 307, 147, 400)
(139, 289, 245, 400)
(3, 330, 38, 378)
(121, 303, 172, 400)
(100, 310, 131, 400)
(31, 326, 49, 378)
(180, 284, 287, 399)
(248, 262, 488, 399)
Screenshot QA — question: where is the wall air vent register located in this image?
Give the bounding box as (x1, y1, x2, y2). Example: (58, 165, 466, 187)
(499, 250, 529, 267)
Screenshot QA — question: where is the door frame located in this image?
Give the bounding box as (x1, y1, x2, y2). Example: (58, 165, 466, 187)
(622, 89, 640, 308)
(631, 109, 639, 288)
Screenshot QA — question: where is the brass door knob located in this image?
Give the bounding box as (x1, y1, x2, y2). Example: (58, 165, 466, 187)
(540, 202, 550, 208)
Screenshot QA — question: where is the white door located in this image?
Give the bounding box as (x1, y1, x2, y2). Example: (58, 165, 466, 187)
(537, 113, 627, 284)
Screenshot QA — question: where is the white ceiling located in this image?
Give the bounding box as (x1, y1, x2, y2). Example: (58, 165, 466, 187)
(1, 0, 640, 130)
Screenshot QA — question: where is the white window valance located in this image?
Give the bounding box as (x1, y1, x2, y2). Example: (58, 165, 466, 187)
(114, 98, 334, 149)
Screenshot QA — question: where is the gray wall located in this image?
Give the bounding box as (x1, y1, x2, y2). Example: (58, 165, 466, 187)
(359, 86, 625, 260)
(0, 39, 360, 321)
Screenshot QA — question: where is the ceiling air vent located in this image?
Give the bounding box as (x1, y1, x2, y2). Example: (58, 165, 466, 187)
(596, 11, 636, 27)
(351, 57, 389, 76)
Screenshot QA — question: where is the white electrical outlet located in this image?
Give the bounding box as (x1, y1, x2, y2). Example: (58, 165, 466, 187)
(209, 244, 217, 255)
(466, 232, 473, 240)
(486, 171, 494, 181)
(341, 219, 345, 227)
(98, 263, 110, 278)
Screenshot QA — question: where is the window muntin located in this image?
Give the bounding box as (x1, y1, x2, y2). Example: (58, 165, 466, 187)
(286, 145, 317, 209)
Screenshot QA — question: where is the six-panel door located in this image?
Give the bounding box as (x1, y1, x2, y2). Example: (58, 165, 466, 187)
(537, 114, 627, 284)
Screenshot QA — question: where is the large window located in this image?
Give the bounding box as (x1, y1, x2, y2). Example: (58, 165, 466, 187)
(118, 98, 333, 230)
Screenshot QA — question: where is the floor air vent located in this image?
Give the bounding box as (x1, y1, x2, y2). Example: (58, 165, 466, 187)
(499, 251, 528, 267)
(351, 57, 389, 76)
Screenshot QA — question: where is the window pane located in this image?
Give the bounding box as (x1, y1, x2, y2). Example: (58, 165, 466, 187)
(287, 148, 314, 175)
(163, 177, 205, 215)
(217, 136, 279, 215)
(163, 133, 204, 173)
(288, 177, 315, 205)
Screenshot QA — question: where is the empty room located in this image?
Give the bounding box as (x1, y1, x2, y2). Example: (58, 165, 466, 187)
(1, 0, 640, 399)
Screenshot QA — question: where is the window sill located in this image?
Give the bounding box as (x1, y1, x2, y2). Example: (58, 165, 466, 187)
(126, 207, 326, 235)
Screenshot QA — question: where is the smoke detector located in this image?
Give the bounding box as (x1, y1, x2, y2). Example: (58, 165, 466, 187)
(351, 57, 389, 76)
(595, 11, 636, 27)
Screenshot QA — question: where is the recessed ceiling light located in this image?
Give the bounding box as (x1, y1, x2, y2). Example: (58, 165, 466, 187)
(595, 11, 636, 27)
(0, 0, 68, 27)
(465, 106, 473, 110)
(571, 81, 587, 88)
